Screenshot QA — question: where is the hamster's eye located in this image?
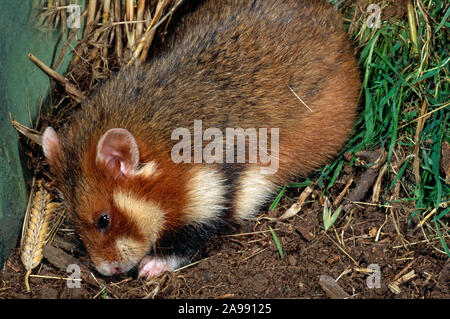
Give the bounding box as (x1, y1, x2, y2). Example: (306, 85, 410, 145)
(97, 213, 110, 231)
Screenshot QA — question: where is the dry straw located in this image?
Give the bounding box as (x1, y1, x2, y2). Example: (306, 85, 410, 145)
(20, 179, 63, 292)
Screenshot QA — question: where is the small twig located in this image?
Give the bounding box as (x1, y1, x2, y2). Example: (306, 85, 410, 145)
(417, 207, 437, 228)
(28, 53, 66, 83)
(335, 266, 352, 282)
(388, 270, 417, 294)
(221, 229, 279, 238)
(29, 274, 82, 282)
(242, 248, 267, 262)
(142, 281, 160, 299)
(375, 213, 389, 242)
(413, 100, 428, 185)
(334, 178, 353, 207)
(10, 116, 43, 145)
(173, 257, 211, 273)
(139, 0, 171, 64)
(325, 233, 358, 266)
(399, 102, 449, 129)
(102, 19, 149, 26)
(391, 259, 417, 283)
(392, 238, 440, 249)
(214, 293, 234, 299)
(349, 201, 393, 208)
(28, 53, 84, 101)
(42, 245, 104, 288)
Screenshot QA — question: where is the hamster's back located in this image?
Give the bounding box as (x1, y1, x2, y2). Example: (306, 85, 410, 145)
(64, 0, 360, 180)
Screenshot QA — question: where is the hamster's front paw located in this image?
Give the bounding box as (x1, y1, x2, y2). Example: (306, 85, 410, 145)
(138, 255, 185, 280)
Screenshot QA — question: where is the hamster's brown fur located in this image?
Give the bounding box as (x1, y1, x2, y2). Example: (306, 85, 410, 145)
(43, 0, 360, 278)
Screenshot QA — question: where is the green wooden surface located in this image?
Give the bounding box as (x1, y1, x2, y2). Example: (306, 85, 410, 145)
(0, 1, 83, 266)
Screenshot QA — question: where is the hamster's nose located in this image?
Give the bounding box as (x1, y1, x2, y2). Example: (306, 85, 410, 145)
(96, 261, 122, 276)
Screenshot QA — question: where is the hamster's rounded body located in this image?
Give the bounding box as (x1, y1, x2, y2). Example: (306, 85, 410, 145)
(43, 0, 360, 278)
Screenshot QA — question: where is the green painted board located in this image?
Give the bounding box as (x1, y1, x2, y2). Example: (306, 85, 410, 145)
(0, 1, 84, 266)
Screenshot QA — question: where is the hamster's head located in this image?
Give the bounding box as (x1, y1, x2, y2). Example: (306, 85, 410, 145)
(42, 127, 168, 276)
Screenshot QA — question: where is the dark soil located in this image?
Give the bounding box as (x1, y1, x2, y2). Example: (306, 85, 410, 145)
(1, 172, 449, 299)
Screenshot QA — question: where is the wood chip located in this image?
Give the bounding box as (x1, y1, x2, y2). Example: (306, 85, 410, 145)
(388, 270, 417, 294)
(318, 275, 349, 299)
(296, 224, 315, 241)
(368, 226, 378, 237)
(343, 148, 387, 212)
(52, 236, 77, 254)
(388, 259, 418, 294)
(371, 163, 387, 203)
(43, 245, 104, 288)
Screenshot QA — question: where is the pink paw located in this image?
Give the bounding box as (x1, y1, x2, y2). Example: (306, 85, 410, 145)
(138, 256, 176, 279)
(138, 255, 187, 280)
(138, 256, 170, 279)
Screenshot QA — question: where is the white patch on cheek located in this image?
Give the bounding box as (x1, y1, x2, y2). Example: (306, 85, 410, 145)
(113, 191, 165, 245)
(91, 193, 166, 277)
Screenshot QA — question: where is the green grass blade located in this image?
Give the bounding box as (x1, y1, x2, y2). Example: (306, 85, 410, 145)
(269, 226, 284, 260)
(269, 186, 286, 212)
(434, 218, 450, 258)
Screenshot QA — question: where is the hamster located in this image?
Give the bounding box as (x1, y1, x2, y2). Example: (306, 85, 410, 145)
(42, 0, 360, 279)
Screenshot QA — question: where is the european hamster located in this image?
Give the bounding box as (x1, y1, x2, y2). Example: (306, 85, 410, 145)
(42, 0, 360, 279)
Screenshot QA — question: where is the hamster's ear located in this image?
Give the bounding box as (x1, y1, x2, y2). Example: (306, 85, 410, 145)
(96, 128, 140, 179)
(42, 127, 63, 175)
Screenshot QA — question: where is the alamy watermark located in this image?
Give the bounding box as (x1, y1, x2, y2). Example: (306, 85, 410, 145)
(63, 261, 382, 290)
(63, 3, 382, 30)
(66, 264, 81, 288)
(366, 264, 381, 289)
(171, 120, 279, 175)
(66, 4, 81, 29)
(367, 4, 382, 29)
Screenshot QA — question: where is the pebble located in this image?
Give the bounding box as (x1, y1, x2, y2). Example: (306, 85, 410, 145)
(288, 255, 297, 266)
